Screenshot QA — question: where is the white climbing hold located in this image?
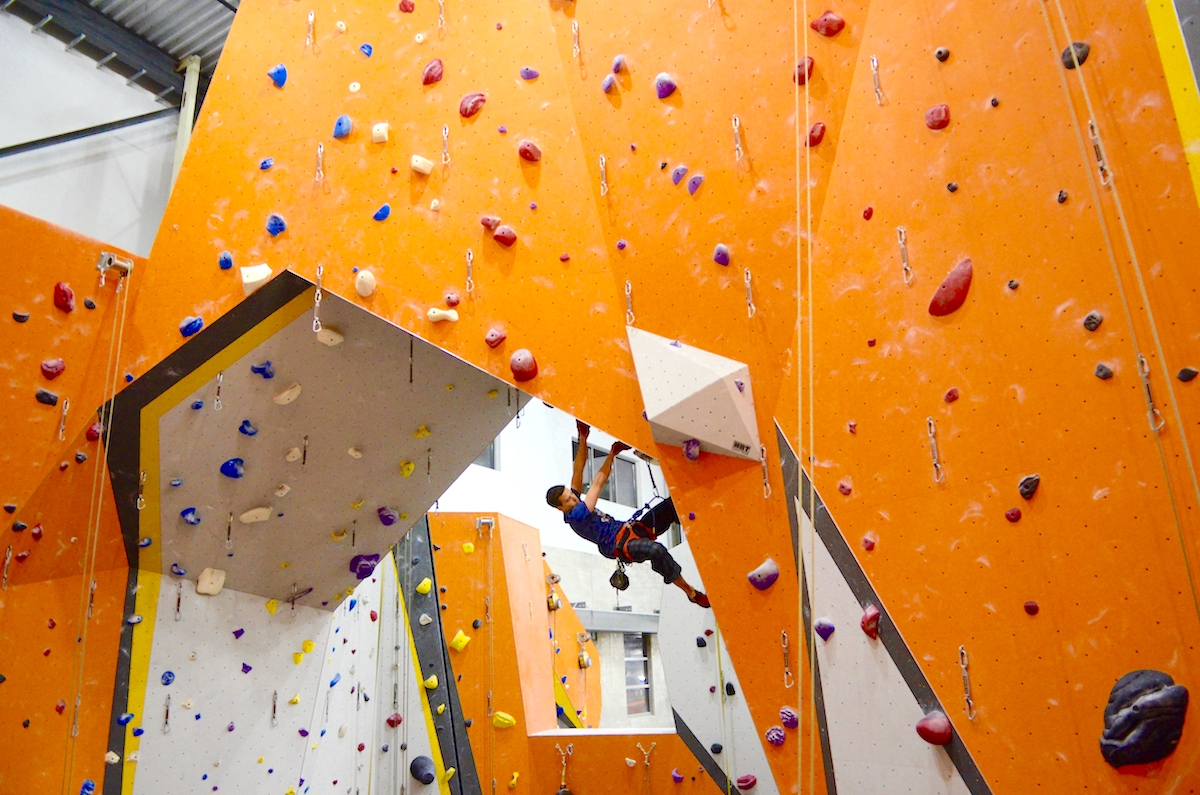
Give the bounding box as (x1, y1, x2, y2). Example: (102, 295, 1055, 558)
(182, 699, 193, 709)
(338, 724, 348, 738)
(428, 307, 458, 323)
(239, 507, 272, 524)
(415, 32, 425, 43)
(336, 20, 346, 32)
(317, 327, 344, 346)
(419, 613, 433, 626)
(196, 568, 226, 595)
(105, 751, 120, 765)
(349, 82, 360, 93)
(372, 123, 389, 143)
(274, 383, 302, 405)
(430, 199, 441, 211)
(411, 155, 435, 175)
(286, 447, 302, 462)
(348, 448, 363, 459)
(126, 752, 139, 762)
(355, 270, 376, 297)
(625, 758, 637, 768)
(240, 264, 273, 296)
(275, 484, 292, 498)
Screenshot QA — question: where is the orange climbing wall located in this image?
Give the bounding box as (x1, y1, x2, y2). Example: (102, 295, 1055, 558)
(543, 559, 603, 727)
(803, 0, 1200, 791)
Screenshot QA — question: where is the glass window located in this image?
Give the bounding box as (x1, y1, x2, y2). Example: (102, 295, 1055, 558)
(624, 633, 651, 715)
(473, 440, 497, 470)
(572, 441, 639, 508)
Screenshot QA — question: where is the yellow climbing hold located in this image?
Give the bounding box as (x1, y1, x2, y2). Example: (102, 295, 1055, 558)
(445, 766, 456, 780)
(488, 389, 499, 399)
(416, 577, 432, 594)
(445, 384, 455, 391)
(414, 424, 431, 438)
(258, 757, 264, 763)
(350, 499, 364, 509)
(449, 629, 471, 652)
(265, 599, 278, 615)
(436, 703, 446, 715)
(462, 542, 475, 554)
(400, 461, 415, 477)
(293, 652, 304, 665)
(302, 639, 315, 653)
(423, 674, 439, 689)
(286, 789, 296, 795)
(400, 512, 409, 519)
(331, 529, 347, 540)
(508, 772, 519, 788)
(289, 694, 300, 705)
(492, 711, 515, 728)
(280, 561, 290, 568)
(345, 586, 354, 596)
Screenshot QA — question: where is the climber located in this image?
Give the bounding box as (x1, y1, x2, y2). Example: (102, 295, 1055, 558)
(545, 420, 710, 608)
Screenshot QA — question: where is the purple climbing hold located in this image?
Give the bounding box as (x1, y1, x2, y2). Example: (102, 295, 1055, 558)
(333, 114, 353, 139)
(687, 175, 704, 195)
(1179, 367, 1198, 383)
(267, 64, 287, 88)
(180, 508, 200, 526)
(251, 361, 275, 379)
(374, 203, 391, 221)
(238, 420, 258, 436)
(671, 165, 688, 185)
(814, 618, 835, 641)
(655, 73, 677, 99)
(218, 251, 233, 270)
(612, 54, 627, 73)
(378, 507, 399, 526)
(765, 726, 785, 746)
(298, 728, 309, 737)
(602, 74, 616, 94)
(713, 244, 730, 266)
(672, 769, 684, 783)
(617, 240, 628, 250)
(266, 214, 287, 236)
(241, 663, 252, 674)
(360, 43, 373, 57)
(683, 439, 700, 461)
(179, 317, 204, 337)
(748, 557, 779, 591)
(780, 706, 799, 728)
(220, 458, 245, 479)
(232, 628, 244, 639)
(734, 380, 745, 392)
(350, 553, 381, 580)
(519, 66, 540, 80)
(227, 721, 236, 731)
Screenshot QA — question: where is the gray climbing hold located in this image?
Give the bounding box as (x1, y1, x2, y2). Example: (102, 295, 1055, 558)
(473, 619, 482, 629)
(411, 755, 437, 784)
(1178, 367, 1198, 383)
(13, 311, 29, 322)
(1095, 364, 1114, 380)
(12, 521, 26, 531)
(696, 636, 707, 648)
(1083, 311, 1103, 331)
(1062, 42, 1090, 69)
(1018, 474, 1040, 500)
(84, 298, 96, 310)
(710, 743, 722, 755)
(268, 64, 287, 88)
(935, 46, 949, 62)
(725, 682, 736, 696)
(334, 114, 353, 138)
(35, 389, 58, 406)
(1101, 670, 1188, 767)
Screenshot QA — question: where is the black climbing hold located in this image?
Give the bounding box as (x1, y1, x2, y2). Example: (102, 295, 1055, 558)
(1057, 190, 1068, 204)
(935, 46, 949, 62)
(13, 521, 27, 532)
(432, 544, 441, 551)
(84, 298, 96, 310)
(1178, 367, 1198, 383)
(0, 674, 6, 684)
(12, 311, 29, 323)
(990, 97, 999, 107)
(400, 742, 407, 751)
(660, 162, 668, 169)
(22, 719, 29, 728)
(1101, 670, 1188, 767)
(464, 718, 473, 727)
(75, 452, 87, 463)
(725, 682, 736, 696)
(1007, 280, 1019, 290)
(35, 389, 58, 406)
(947, 182, 958, 193)
(412, 557, 420, 565)
(1018, 474, 1041, 500)
(472, 619, 482, 629)
(1083, 311, 1103, 331)
(411, 755, 437, 784)
(1062, 42, 1090, 69)
(440, 604, 447, 611)
(696, 636, 707, 648)
(1095, 364, 1114, 380)
(439, 586, 446, 593)
(2, 505, 14, 514)
(710, 743, 723, 755)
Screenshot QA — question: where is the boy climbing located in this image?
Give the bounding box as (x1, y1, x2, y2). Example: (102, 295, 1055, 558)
(546, 421, 710, 608)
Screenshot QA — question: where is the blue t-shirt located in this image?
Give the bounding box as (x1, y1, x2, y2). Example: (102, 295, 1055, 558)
(564, 502, 624, 558)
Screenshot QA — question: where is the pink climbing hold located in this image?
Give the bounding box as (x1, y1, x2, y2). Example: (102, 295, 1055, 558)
(928, 259, 973, 316)
(53, 282, 75, 312)
(41, 359, 65, 380)
(485, 328, 507, 348)
(795, 56, 814, 85)
(493, 225, 517, 247)
(445, 292, 460, 308)
(780, 706, 799, 729)
(860, 604, 881, 639)
(944, 387, 960, 403)
(807, 122, 826, 147)
(480, 215, 501, 231)
(810, 11, 845, 36)
(459, 92, 487, 118)
(916, 711, 953, 745)
(422, 59, 444, 85)
(86, 422, 103, 442)
(358, 743, 366, 751)
(387, 712, 403, 727)
(736, 774, 757, 790)
(925, 104, 951, 130)
(517, 140, 542, 162)
(510, 349, 538, 382)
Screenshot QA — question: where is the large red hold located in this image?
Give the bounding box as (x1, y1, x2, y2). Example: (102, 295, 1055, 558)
(399, 0, 414, 10)
(807, 122, 826, 147)
(510, 349, 538, 382)
(860, 604, 881, 639)
(53, 282, 75, 312)
(916, 711, 953, 745)
(459, 92, 486, 118)
(810, 11, 845, 36)
(925, 104, 950, 130)
(493, 225, 517, 247)
(795, 56, 814, 85)
(387, 712, 403, 727)
(41, 358, 65, 380)
(518, 140, 542, 162)
(422, 59, 443, 85)
(928, 259, 973, 316)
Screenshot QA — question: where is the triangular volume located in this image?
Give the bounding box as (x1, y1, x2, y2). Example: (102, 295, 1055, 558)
(627, 327, 760, 460)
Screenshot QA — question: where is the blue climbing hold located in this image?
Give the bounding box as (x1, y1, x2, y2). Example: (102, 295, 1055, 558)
(138, 537, 152, 548)
(373, 203, 391, 221)
(330, 672, 341, 687)
(349, 598, 357, 611)
(520, 66, 540, 80)
(191, 400, 203, 410)
(333, 114, 352, 139)
(124, 373, 133, 383)
(170, 478, 182, 487)
(220, 458, 245, 479)
(179, 317, 204, 337)
(79, 780, 96, 795)
(360, 43, 373, 57)
(218, 251, 233, 270)
(181, 508, 200, 526)
(267, 64, 287, 88)
(117, 712, 134, 726)
(259, 158, 274, 171)
(161, 671, 175, 686)
(171, 563, 187, 576)
(251, 361, 275, 379)
(132, 727, 144, 737)
(266, 213, 287, 236)
(239, 420, 258, 437)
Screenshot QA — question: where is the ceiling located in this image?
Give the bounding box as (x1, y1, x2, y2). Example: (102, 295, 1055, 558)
(155, 291, 528, 609)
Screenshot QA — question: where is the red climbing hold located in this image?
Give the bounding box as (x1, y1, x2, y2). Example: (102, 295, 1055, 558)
(86, 422, 103, 442)
(925, 104, 950, 130)
(517, 140, 542, 162)
(370, 610, 378, 622)
(358, 743, 366, 751)
(480, 215, 501, 231)
(1024, 601, 1040, 615)
(944, 387, 959, 403)
(510, 349, 538, 382)
(795, 57, 814, 85)
(41, 359, 65, 380)
(493, 225, 517, 247)
(399, 0, 414, 10)
(862, 535, 875, 551)
(807, 122, 826, 147)
(928, 259, 973, 316)
(916, 711, 953, 745)
(30, 524, 42, 541)
(53, 282, 75, 312)
(847, 421, 857, 434)
(867, 338, 876, 347)
(422, 59, 444, 86)
(559, 253, 570, 262)
(16, 551, 29, 562)
(1005, 508, 1022, 522)
(387, 712, 403, 727)
(860, 604, 881, 639)
(444, 292, 460, 308)
(862, 206, 873, 220)
(837, 481, 851, 496)
(736, 775, 758, 790)
(459, 92, 487, 118)
(810, 11, 845, 36)
(485, 328, 507, 348)
(47, 618, 56, 629)
(55, 700, 66, 714)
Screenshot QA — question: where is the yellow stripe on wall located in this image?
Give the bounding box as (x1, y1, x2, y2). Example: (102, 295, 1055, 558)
(1147, 0, 1200, 204)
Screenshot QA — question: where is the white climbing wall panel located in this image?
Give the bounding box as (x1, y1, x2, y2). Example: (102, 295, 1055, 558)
(625, 327, 760, 460)
(657, 541, 779, 795)
(131, 582, 333, 794)
(800, 511, 973, 794)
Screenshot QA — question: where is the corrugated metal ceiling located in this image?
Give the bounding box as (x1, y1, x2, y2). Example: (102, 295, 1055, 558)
(89, 0, 237, 75)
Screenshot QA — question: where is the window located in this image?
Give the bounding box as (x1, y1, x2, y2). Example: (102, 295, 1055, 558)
(572, 441, 638, 507)
(624, 633, 652, 715)
(473, 440, 498, 470)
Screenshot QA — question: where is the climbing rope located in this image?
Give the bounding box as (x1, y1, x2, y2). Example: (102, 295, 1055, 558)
(713, 627, 734, 795)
